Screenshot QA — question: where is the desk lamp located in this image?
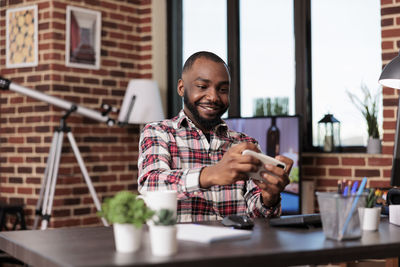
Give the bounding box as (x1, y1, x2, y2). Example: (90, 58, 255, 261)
(118, 79, 165, 125)
(379, 51, 400, 205)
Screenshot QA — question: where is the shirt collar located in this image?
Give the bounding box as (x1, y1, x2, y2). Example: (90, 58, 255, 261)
(176, 109, 228, 135)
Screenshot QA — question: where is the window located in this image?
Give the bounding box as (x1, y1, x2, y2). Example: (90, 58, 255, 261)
(167, 0, 383, 151)
(240, 0, 295, 117)
(182, 0, 227, 63)
(311, 0, 382, 147)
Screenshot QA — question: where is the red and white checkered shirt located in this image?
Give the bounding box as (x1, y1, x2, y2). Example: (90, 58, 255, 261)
(138, 110, 281, 222)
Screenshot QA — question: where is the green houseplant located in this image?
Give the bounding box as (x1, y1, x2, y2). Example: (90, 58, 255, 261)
(358, 188, 383, 231)
(149, 208, 178, 256)
(98, 191, 154, 253)
(347, 84, 381, 153)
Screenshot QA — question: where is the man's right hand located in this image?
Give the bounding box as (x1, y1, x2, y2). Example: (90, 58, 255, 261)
(199, 142, 261, 188)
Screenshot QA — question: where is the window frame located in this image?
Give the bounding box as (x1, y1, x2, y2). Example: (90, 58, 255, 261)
(167, 0, 367, 153)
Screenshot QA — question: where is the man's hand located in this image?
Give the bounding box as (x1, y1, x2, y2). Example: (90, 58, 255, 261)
(253, 155, 293, 207)
(199, 142, 261, 188)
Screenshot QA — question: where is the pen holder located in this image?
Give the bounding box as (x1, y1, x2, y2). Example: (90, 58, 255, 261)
(316, 192, 368, 241)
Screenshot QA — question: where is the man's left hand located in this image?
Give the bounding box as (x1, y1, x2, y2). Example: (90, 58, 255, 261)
(253, 155, 293, 207)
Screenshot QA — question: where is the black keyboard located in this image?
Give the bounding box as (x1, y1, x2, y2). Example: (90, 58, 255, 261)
(269, 213, 322, 228)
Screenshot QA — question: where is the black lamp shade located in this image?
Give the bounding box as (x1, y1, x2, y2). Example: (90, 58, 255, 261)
(379, 51, 400, 89)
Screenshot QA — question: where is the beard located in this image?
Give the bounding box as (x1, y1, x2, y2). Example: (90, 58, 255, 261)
(183, 90, 228, 131)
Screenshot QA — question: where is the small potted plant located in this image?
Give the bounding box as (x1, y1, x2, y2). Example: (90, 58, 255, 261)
(347, 84, 381, 153)
(149, 208, 177, 256)
(358, 188, 382, 231)
(98, 191, 154, 253)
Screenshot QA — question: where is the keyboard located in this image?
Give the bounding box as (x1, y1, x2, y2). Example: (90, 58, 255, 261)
(269, 213, 322, 228)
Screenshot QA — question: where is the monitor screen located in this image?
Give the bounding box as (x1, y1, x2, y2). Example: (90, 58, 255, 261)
(224, 116, 301, 215)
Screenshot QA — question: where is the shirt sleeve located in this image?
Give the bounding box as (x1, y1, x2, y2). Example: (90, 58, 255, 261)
(137, 124, 204, 199)
(244, 178, 282, 218)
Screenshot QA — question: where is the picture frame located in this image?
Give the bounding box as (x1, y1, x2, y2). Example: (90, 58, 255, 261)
(6, 5, 38, 68)
(65, 6, 101, 70)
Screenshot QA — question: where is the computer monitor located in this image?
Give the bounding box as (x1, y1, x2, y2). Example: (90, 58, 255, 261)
(224, 116, 301, 215)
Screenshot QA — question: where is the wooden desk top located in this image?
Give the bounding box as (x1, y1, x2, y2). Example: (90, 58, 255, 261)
(1, 218, 400, 267)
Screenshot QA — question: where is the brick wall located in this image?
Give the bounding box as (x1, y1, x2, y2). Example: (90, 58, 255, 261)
(0, 0, 153, 228)
(302, 1, 399, 198)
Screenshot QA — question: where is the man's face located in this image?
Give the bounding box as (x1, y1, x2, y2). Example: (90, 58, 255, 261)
(178, 57, 230, 132)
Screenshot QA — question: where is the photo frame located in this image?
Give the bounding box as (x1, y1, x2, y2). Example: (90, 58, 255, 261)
(6, 5, 38, 68)
(65, 6, 101, 69)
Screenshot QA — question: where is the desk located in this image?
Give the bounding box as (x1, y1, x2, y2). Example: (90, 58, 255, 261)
(0, 218, 399, 267)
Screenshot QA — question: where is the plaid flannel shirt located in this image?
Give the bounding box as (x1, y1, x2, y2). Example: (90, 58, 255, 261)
(138, 110, 281, 222)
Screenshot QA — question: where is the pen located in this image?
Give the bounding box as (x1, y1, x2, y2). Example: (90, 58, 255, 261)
(351, 180, 359, 195)
(337, 180, 342, 194)
(343, 185, 349, 196)
(347, 181, 352, 196)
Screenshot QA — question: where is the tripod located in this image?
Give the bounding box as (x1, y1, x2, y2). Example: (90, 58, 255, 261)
(33, 106, 108, 229)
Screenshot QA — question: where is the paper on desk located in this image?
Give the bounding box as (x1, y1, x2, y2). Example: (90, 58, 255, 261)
(176, 224, 252, 243)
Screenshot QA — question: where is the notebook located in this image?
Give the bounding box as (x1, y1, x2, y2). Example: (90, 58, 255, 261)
(177, 224, 252, 243)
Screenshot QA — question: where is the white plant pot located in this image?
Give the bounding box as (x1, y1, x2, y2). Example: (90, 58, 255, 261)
(113, 223, 143, 253)
(367, 137, 381, 154)
(358, 207, 381, 231)
(149, 225, 177, 256)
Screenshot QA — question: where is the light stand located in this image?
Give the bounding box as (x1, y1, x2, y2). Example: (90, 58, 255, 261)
(0, 77, 114, 229)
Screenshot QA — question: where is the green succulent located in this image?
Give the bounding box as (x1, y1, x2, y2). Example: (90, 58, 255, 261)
(97, 191, 155, 228)
(153, 209, 176, 226)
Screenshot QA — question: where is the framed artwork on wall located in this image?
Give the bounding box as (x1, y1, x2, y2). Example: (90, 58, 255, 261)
(6, 5, 38, 68)
(65, 6, 101, 69)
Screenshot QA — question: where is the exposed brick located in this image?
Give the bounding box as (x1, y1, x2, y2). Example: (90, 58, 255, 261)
(342, 157, 365, 166)
(354, 169, 381, 177)
(316, 157, 339, 165)
(303, 167, 326, 176)
(74, 208, 91, 215)
(368, 157, 393, 166)
(328, 168, 352, 177)
(381, 6, 400, 16)
(369, 180, 391, 188)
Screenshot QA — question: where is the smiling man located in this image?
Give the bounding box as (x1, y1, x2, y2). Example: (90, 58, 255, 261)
(138, 51, 293, 222)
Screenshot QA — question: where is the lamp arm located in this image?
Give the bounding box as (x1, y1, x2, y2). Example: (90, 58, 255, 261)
(0, 77, 115, 126)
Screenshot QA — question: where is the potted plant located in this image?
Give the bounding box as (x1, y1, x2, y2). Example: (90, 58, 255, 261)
(347, 84, 381, 153)
(98, 191, 154, 253)
(149, 208, 177, 256)
(358, 188, 382, 231)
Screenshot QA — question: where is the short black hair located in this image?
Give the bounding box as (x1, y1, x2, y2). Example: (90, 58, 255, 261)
(182, 51, 229, 74)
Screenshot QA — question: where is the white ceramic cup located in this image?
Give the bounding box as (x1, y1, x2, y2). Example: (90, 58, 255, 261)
(138, 190, 178, 220)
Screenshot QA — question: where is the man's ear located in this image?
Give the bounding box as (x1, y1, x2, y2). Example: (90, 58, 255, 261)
(177, 79, 184, 97)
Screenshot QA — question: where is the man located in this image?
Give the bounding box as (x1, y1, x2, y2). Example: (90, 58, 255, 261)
(138, 51, 293, 222)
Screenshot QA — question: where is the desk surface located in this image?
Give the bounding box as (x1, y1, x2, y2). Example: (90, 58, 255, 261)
(1, 218, 400, 267)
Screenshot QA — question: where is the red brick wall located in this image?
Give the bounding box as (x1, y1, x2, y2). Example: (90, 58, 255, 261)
(0, 0, 153, 228)
(302, 1, 399, 198)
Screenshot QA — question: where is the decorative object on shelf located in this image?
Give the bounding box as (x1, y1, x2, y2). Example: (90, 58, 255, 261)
(66, 6, 101, 69)
(149, 209, 178, 256)
(97, 191, 154, 253)
(317, 113, 341, 152)
(358, 188, 382, 231)
(6, 5, 38, 68)
(347, 84, 381, 154)
(266, 116, 280, 157)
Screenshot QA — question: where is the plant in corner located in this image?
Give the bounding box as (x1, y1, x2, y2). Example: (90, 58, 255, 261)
(347, 83, 381, 153)
(149, 208, 178, 256)
(98, 191, 154, 253)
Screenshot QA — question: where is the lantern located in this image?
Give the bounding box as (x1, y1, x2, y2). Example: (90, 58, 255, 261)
(318, 114, 341, 152)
